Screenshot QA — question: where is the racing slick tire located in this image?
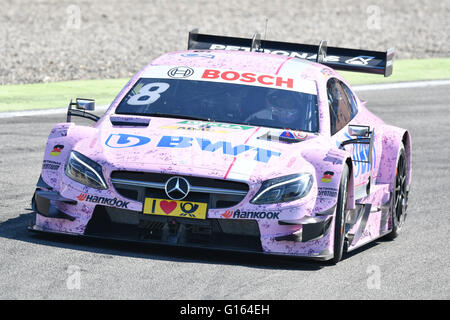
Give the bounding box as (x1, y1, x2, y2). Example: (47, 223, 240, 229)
(386, 143, 408, 240)
(331, 164, 349, 264)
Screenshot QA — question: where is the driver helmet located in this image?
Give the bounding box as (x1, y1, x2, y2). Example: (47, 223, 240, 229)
(266, 90, 299, 125)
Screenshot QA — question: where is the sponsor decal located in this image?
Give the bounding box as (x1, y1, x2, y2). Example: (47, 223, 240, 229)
(196, 138, 253, 155)
(202, 69, 294, 89)
(345, 56, 375, 66)
(77, 193, 87, 201)
(157, 135, 281, 163)
(138, 65, 316, 95)
(77, 193, 130, 209)
(221, 210, 233, 218)
(177, 120, 254, 131)
(342, 132, 377, 178)
(180, 53, 215, 59)
(259, 130, 308, 143)
(209, 44, 343, 62)
(318, 187, 338, 198)
(321, 171, 334, 183)
(50, 144, 64, 156)
(293, 131, 308, 140)
(208, 44, 377, 67)
(280, 131, 296, 139)
(127, 82, 170, 106)
(221, 209, 280, 220)
(320, 68, 334, 78)
(105, 133, 151, 148)
(167, 66, 194, 78)
(159, 125, 230, 134)
(160, 200, 178, 214)
(42, 160, 61, 170)
(143, 198, 207, 219)
(280, 130, 308, 140)
(104, 133, 281, 163)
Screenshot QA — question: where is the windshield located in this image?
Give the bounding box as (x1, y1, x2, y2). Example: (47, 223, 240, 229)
(115, 78, 319, 132)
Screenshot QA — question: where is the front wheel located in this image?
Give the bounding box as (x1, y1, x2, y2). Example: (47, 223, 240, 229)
(331, 164, 349, 264)
(386, 144, 408, 240)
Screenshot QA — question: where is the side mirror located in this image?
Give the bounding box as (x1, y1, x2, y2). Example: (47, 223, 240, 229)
(348, 125, 370, 137)
(67, 98, 99, 122)
(76, 98, 95, 111)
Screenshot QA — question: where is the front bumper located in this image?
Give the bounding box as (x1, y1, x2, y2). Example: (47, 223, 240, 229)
(275, 214, 333, 243)
(28, 222, 333, 261)
(31, 188, 335, 261)
(32, 190, 77, 221)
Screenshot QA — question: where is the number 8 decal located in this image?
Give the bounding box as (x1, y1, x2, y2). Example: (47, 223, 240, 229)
(127, 82, 170, 106)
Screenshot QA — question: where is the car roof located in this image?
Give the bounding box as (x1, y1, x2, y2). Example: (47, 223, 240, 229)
(147, 49, 339, 82)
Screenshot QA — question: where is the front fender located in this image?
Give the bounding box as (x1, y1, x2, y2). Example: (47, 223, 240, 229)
(376, 124, 411, 190)
(41, 123, 98, 190)
(301, 146, 355, 213)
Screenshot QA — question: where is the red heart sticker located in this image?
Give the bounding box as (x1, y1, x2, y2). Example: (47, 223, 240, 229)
(160, 200, 177, 214)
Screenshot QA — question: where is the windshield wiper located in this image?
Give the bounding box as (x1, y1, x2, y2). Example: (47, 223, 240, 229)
(146, 112, 212, 122)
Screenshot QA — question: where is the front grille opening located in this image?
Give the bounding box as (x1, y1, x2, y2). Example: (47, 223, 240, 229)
(215, 200, 239, 208)
(111, 171, 249, 209)
(111, 171, 249, 192)
(218, 219, 261, 237)
(185, 224, 213, 244)
(138, 220, 165, 239)
(115, 188, 139, 201)
(211, 193, 245, 209)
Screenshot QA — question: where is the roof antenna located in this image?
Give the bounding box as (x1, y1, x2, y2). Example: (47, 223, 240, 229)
(264, 18, 269, 40)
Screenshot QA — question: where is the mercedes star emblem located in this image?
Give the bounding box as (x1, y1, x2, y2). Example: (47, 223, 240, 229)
(165, 176, 190, 200)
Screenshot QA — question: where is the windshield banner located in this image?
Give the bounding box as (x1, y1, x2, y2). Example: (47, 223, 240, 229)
(140, 65, 317, 95)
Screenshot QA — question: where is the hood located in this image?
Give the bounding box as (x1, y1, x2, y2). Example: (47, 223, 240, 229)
(75, 115, 320, 182)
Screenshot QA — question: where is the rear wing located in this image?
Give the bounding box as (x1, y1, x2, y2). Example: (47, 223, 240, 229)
(188, 29, 394, 77)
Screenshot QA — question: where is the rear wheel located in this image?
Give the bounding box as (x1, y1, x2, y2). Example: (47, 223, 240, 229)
(386, 144, 408, 240)
(331, 165, 349, 264)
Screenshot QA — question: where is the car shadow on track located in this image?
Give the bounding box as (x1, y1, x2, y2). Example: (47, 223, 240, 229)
(0, 210, 331, 271)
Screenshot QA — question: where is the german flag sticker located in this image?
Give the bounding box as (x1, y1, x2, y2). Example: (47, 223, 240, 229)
(321, 171, 334, 183)
(50, 144, 64, 156)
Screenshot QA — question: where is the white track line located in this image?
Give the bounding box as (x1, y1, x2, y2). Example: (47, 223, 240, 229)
(0, 105, 109, 119)
(1, 79, 449, 119)
(353, 79, 450, 91)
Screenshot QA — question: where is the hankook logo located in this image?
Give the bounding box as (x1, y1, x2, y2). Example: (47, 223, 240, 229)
(165, 176, 190, 200)
(167, 66, 194, 78)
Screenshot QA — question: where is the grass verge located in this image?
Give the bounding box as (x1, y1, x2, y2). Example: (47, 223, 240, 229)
(0, 78, 128, 112)
(339, 58, 450, 85)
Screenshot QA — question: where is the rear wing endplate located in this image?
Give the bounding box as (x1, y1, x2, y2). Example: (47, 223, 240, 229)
(188, 29, 394, 77)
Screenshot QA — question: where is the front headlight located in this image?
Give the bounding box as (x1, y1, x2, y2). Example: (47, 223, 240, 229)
(250, 173, 313, 204)
(65, 151, 108, 190)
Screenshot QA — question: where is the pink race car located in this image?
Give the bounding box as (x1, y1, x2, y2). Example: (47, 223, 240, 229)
(30, 30, 411, 264)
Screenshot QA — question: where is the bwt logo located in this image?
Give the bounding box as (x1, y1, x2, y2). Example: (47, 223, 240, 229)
(105, 133, 151, 148)
(157, 136, 281, 163)
(104, 133, 282, 163)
